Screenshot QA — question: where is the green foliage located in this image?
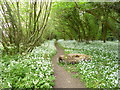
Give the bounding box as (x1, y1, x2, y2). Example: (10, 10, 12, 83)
(0, 40, 56, 88)
(58, 40, 119, 88)
(48, 2, 119, 41)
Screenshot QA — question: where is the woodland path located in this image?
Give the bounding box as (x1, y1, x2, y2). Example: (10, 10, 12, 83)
(52, 43, 86, 88)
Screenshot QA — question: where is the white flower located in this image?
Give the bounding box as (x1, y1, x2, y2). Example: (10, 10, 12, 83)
(7, 82, 12, 87)
(39, 73, 44, 78)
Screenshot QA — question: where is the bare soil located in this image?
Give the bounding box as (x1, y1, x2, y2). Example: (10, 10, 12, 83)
(52, 43, 86, 88)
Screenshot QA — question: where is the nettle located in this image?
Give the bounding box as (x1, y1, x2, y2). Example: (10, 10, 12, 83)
(58, 40, 119, 88)
(0, 40, 56, 88)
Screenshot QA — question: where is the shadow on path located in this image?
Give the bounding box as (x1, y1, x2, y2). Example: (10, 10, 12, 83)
(52, 43, 86, 88)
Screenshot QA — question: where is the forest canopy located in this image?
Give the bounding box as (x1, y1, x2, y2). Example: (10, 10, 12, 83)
(48, 2, 120, 42)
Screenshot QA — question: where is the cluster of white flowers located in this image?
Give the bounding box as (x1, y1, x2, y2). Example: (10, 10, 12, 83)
(58, 40, 119, 88)
(0, 40, 56, 88)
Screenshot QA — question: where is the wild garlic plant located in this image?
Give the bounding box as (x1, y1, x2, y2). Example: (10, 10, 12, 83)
(58, 40, 119, 88)
(0, 40, 56, 88)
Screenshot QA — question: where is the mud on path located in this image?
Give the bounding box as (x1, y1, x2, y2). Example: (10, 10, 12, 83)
(52, 43, 86, 88)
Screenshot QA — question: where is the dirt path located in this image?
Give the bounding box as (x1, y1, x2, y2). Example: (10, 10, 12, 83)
(52, 43, 86, 88)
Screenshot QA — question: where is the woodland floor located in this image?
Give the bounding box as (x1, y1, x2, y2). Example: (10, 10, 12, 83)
(52, 43, 86, 88)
